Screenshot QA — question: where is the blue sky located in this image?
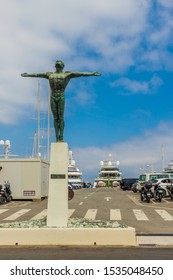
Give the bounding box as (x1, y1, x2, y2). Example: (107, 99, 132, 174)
(0, 0, 173, 181)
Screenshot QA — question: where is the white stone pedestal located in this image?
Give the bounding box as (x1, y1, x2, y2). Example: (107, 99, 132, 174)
(47, 142, 68, 227)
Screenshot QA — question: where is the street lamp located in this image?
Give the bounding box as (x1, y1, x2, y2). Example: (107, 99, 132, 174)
(0, 140, 11, 159)
(146, 163, 154, 173)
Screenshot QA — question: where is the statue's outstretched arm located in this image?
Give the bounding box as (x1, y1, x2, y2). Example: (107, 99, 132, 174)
(21, 73, 49, 79)
(68, 71, 101, 78)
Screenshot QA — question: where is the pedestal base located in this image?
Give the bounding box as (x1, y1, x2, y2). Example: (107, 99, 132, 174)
(47, 142, 68, 227)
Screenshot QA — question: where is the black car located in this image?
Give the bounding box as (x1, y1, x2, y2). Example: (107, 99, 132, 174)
(120, 178, 138, 191)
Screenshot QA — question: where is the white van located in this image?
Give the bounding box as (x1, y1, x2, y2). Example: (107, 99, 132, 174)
(138, 173, 170, 183)
(164, 173, 173, 179)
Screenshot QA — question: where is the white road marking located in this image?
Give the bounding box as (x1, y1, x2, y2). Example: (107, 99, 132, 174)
(79, 202, 83, 205)
(3, 209, 31, 221)
(155, 210, 173, 221)
(5, 201, 32, 207)
(30, 209, 47, 220)
(0, 209, 9, 214)
(68, 209, 75, 218)
(127, 195, 142, 206)
(151, 200, 156, 204)
(87, 193, 94, 196)
(84, 209, 97, 220)
(1, 206, 173, 223)
(110, 209, 121, 220)
(104, 197, 112, 202)
(162, 199, 169, 204)
(133, 209, 149, 221)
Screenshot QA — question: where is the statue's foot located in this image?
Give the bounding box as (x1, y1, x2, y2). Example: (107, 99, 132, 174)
(56, 137, 64, 142)
(59, 135, 64, 142)
(56, 134, 64, 142)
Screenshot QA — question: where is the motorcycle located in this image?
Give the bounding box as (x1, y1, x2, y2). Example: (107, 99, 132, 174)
(0, 185, 6, 204)
(0, 181, 12, 204)
(140, 182, 152, 203)
(166, 184, 173, 200)
(153, 184, 163, 202)
(68, 185, 74, 200)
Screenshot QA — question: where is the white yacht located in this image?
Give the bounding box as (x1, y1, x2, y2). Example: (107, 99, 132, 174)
(68, 150, 83, 188)
(163, 160, 173, 174)
(94, 154, 122, 188)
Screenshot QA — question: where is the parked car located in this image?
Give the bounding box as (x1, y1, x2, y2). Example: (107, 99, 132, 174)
(120, 178, 138, 191)
(132, 181, 144, 192)
(83, 182, 92, 188)
(150, 178, 173, 197)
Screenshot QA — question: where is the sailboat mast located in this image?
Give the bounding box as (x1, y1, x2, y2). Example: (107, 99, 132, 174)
(47, 82, 50, 161)
(37, 80, 41, 157)
(161, 144, 165, 171)
(32, 131, 37, 158)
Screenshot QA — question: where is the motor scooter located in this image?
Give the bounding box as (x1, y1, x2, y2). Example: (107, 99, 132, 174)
(0, 185, 6, 204)
(153, 184, 163, 202)
(166, 184, 173, 200)
(0, 181, 12, 203)
(140, 182, 152, 203)
(68, 185, 74, 200)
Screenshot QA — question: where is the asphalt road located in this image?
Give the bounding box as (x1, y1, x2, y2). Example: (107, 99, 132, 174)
(0, 246, 173, 260)
(69, 187, 173, 234)
(0, 187, 173, 234)
(0, 187, 173, 260)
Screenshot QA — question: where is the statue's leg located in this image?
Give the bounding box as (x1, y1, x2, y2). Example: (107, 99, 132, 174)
(58, 95, 65, 142)
(50, 97, 59, 141)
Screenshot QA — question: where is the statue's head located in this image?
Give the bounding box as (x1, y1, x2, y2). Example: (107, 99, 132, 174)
(55, 60, 65, 69)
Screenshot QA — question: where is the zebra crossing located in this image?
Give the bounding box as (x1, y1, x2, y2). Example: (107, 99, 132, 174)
(30, 209, 48, 221)
(110, 209, 121, 220)
(132, 209, 149, 221)
(3, 209, 31, 221)
(0, 207, 173, 222)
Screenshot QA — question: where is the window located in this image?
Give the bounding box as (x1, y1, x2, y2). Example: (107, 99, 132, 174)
(139, 175, 146, 181)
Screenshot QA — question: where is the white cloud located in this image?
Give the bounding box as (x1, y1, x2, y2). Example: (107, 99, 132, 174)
(0, 0, 151, 123)
(140, 0, 173, 71)
(111, 75, 163, 95)
(1, 0, 173, 183)
(73, 121, 173, 181)
(158, 0, 173, 8)
(0, 0, 172, 124)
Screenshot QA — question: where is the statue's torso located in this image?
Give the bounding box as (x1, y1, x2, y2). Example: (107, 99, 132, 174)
(48, 73, 70, 95)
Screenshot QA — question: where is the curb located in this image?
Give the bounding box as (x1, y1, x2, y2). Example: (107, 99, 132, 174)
(137, 235, 173, 246)
(0, 227, 137, 246)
